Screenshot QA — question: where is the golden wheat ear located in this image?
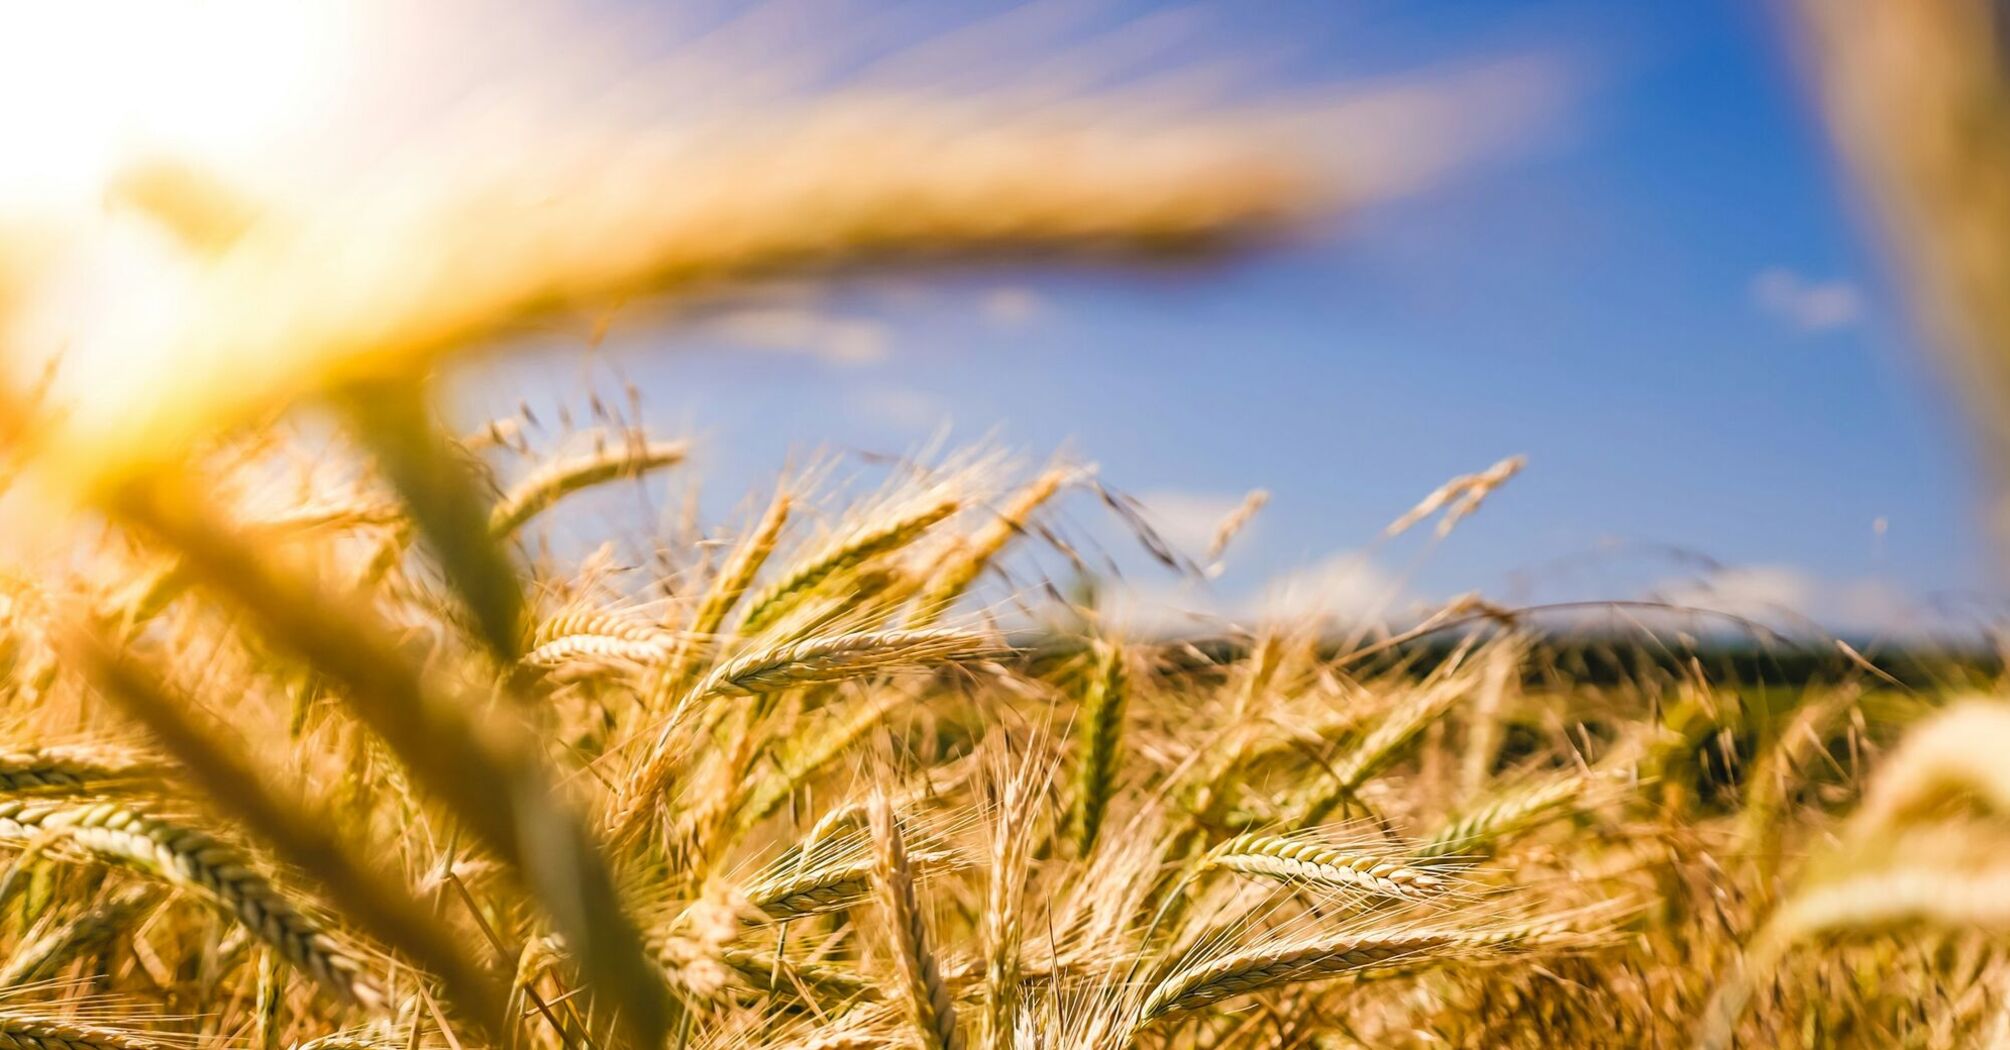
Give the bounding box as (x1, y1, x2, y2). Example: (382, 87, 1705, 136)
(1210, 832, 1451, 902)
(0, 883, 159, 989)
(976, 740, 1050, 1050)
(910, 466, 1074, 625)
(1291, 662, 1481, 828)
(868, 792, 963, 1050)
(739, 496, 962, 636)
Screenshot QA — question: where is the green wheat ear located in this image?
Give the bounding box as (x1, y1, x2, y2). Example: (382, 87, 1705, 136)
(1070, 639, 1128, 857)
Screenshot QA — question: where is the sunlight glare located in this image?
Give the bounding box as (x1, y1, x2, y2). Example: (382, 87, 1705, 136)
(0, 0, 350, 211)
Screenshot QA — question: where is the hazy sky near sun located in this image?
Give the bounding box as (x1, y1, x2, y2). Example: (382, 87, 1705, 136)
(455, 0, 1992, 636)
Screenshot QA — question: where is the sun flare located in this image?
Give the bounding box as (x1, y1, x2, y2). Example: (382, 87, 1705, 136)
(0, 1, 352, 211)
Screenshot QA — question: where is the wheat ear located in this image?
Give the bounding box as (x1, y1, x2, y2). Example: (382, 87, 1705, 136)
(1070, 641, 1129, 856)
(0, 883, 160, 987)
(607, 633, 991, 849)
(1137, 916, 1588, 1024)
(699, 630, 1000, 696)
(910, 468, 1071, 624)
(739, 498, 960, 633)
(290, 1036, 396, 1050)
(1418, 773, 1589, 859)
(249, 501, 407, 534)
(0, 799, 385, 1009)
(718, 948, 879, 1004)
(1294, 675, 1470, 828)
(533, 607, 668, 647)
(745, 848, 955, 924)
(1211, 833, 1446, 900)
(868, 794, 962, 1050)
(735, 688, 918, 832)
(1699, 859, 2010, 1050)
(290, 1037, 397, 1050)
(523, 633, 670, 672)
(0, 746, 159, 795)
(490, 438, 688, 538)
(979, 767, 1036, 1050)
(652, 486, 794, 701)
(0, 1014, 177, 1050)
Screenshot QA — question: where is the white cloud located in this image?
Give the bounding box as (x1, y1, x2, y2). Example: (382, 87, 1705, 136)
(1653, 564, 1937, 638)
(849, 385, 947, 431)
(1247, 552, 1407, 626)
(1135, 489, 1252, 557)
(1312, 55, 1576, 205)
(701, 306, 890, 365)
(1098, 578, 1229, 637)
(1100, 551, 1407, 636)
(1750, 267, 1864, 333)
(980, 286, 1043, 327)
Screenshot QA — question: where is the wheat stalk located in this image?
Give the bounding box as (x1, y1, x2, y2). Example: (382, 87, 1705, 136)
(74, 623, 507, 1034)
(346, 380, 527, 660)
(107, 477, 671, 1050)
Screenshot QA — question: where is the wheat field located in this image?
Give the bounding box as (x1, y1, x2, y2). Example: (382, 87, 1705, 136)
(0, 408, 1995, 1050)
(0, 3, 2007, 1047)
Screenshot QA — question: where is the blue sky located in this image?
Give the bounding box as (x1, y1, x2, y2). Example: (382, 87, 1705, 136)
(461, 0, 1995, 634)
